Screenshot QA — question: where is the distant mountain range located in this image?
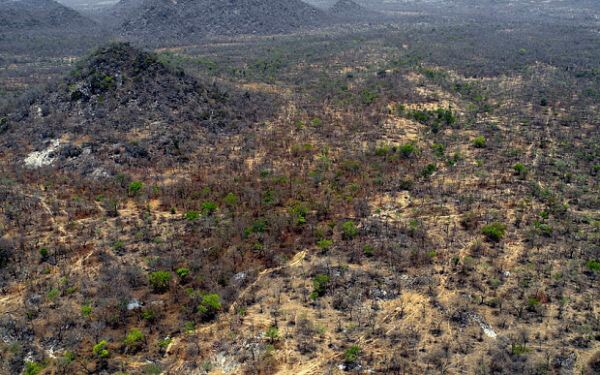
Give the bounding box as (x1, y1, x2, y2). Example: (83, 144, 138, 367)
(98, 0, 330, 44)
(329, 0, 381, 21)
(0, 0, 93, 31)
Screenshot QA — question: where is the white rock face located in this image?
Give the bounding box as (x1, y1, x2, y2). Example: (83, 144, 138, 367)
(24, 139, 60, 168)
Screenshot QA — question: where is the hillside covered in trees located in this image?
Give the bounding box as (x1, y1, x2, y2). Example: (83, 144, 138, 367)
(0, 0, 598, 374)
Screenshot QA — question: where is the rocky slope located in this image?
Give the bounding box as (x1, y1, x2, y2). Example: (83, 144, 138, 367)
(100, 0, 329, 44)
(0, 42, 273, 175)
(0, 0, 92, 31)
(328, 0, 381, 21)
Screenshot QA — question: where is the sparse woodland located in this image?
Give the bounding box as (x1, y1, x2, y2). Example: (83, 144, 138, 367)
(0, 1, 598, 374)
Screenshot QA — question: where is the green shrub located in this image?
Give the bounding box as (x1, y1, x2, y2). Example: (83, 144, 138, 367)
(513, 162, 527, 176)
(184, 211, 200, 221)
(586, 260, 600, 272)
(93, 340, 109, 358)
(265, 326, 279, 342)
(310, 274, 330, 300)
(360, 89, 378, 105)
(47, 288, 60, 301)
(158, 337, 172, 349)
(183, 321, 195, 333)
(141, 309, 155, 321)
(223, 192, 239, 206)
(81, 304, 93, 318)
(344, 345, 361, 364)
(149, 271, 172, 292)
(511, 343, 529, 355)
(128, 181, 143, 196)
(24, 361, 44, 375)
(198, 293, 222, 320)
(176, 267, 190, 279)
(317, 239, 333, 251)
(363, 245, 375, 257)
(290, 203, 308, 226)
(421, 163, 437, 178)
(124, 328, 145, 349)
(341, 221, 358, 240)
(39, 248, 49, 260)
(432, 143, 445, 157)
(533, 221, 553, 237)
(143, 363, 163, 375)
(201, 201, 217, 216)
(472, 135, 487, 148)
(481, 222, 507, 242)
(399, 143, 417, 158)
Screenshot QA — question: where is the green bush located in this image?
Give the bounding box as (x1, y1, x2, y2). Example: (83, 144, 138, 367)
(421, 163, 437, 178)
(265, 326, 279, 342)
(93, 340, 109, 358)
(511, 343, 529, 355)
(124, 328, 145, 350)
(344, 345, 361, 364)
(223, 192, 239, 206)
(290, 203, 308, 226)
(198, 293, 222, 320)
(472, 135, 487, 148)
(399, 143, 417, 158)
(513, 162, 527, 175)
(24, 361, 44, 375)
(176, 267, 190, 279)
(47, 288, 60, 301)
(128, 181, 143, 196)
(158, 337, 172, 349)
(81, 304, 93, 318)
(360, 89, 378, 105)
(317, 239, 333, 251)
(184, 211, 200, 221)
(310, 274, 330, 300)
(481, 222, 507, 242)
(341, 221, 358, 240)
(586, 260, 600, 272)
(201, 201, 218, 216)
(363, 245, 375, 257)
(149, 271, 172, 292)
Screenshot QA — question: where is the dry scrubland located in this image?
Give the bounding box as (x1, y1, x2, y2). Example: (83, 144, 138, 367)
(0, 1, 599, 374)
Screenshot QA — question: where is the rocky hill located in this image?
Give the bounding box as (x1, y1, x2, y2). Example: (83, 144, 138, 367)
(0, 0, 92, 31)
(100, 0, 329, 44)
(0, 42, 273, 175)
(0, 0, 109, 55)
(328, 0, 381, 21)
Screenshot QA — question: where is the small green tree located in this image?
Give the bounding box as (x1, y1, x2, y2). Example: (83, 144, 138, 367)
(399, 143, 417, 158)
(223, 192, 239, 206)
(265, 326, 279, 343)
(176, 267, 190, 279)
(316, 239, 333, 251)
(341, 221, 358, 240)
(148, 271, 172, 292)
(123, 328, 145, 351)
(24, 361, 44, 375)
(184, 211, 200, 221)
(81, 304, 93, 318)
(128, 181, 143, 196)
(93, 340, 109, 358)
(201, 201, 218, 216)
(481, 222, 507, 242)
(472, 135, 487, 148)
(310, 274, 330, 300)
(198, 293, 222, 321)
(344, 345, 361, 364)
